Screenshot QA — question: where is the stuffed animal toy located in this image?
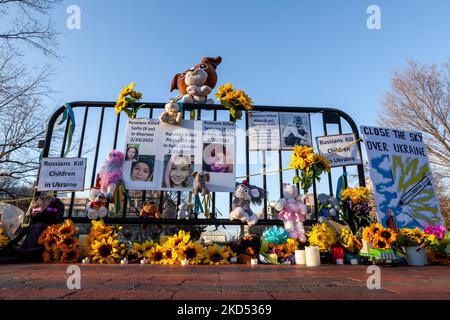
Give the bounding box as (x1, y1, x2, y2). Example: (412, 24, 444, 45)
(140, 202, 161, 219)
(229, 180, 266, 226)
(273, 183, 308, 242)
(177, 203, 190, 220)
(86, 177, 108, 220)
(192, 171, 210, 196)
(98, 150, 125, 199)
(232, 234, 261, 264)
(170, 56, 222, 104)
(159, 100, 182, 125)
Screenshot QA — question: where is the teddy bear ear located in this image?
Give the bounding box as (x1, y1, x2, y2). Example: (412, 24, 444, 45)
(170, 73, 180, 92)
(192, 171, 198, 178)
(201, 56, 222, 69)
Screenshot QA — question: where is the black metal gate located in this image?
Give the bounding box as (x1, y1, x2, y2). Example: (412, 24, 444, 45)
(40, 101, 365, 226)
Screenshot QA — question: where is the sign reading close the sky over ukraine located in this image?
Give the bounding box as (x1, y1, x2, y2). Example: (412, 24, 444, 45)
(123, 119, 235, 192)
(316, 133, 362, 167)
(361, 126, 443, 230)
(37, 158, 86, 191)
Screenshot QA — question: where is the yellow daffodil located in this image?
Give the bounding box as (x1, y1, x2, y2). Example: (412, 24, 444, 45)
(91, 236, 120, 264)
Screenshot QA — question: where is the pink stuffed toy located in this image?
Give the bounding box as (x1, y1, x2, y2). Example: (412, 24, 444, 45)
(98, 150, 124, 199)
(273, 183, 308, 242)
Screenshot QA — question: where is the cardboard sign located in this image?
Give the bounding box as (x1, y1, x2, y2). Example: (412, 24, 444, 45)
(37, 158, 86, 191)
(361, 126, 443, 229)
(123, 119, 235, 192)
(248, 112, 281, 151)
(316, 133, 362, 167)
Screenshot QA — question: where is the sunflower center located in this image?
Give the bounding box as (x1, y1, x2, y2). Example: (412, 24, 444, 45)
(65, 250, 77, 260)
(377, 241, 386, 248)
(174, 239, 182, 246)
(154, 251, 163, 261)
(185, 247, 197, 260)
(63, 238, 75, 246)
(381, 231, 391, 240)
(211, 252, 222, 263)
(98, 244, 113, 257)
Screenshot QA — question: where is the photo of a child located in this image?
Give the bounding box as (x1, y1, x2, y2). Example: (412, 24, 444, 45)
(125, 144, 139, 161)
(202, 143, 233, 173)
(279, 113, 311, 149)
(130, 155, 155, 182)
(162, 154, 193, 189)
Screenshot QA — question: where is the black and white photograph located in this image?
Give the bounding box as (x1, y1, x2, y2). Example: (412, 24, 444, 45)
(279, 113, 312, 149)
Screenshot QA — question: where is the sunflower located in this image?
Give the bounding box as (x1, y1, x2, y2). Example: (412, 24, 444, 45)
(42, 251, 52, 263)
(145, 245, 165, 264)
(372, 235, 389, 249)
(215, 83, 234, 100)
(164, 230, 191, 249)
(363, 223, 383, 242)
(59, 236, 79, 248)
(91, 236, 120, 264)
(379, 228, 397, 243)
(176, 241, 204, 265)
(131, 240, 155, 259)
(161, 247, 177, 265)
(115, 97, 127, 113)
(61, 247, 79, 263)
(58, 219, 76, 237)
(203, 244, 233, 265)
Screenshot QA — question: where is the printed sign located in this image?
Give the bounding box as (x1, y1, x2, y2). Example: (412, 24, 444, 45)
(316, 133, 362, 167)
(38, 158, 86, 191)
(279, 112, 312, 149)
(248, 112, 281, 151)
(361, 126, 443, 230)
(123, 119, 235, 192)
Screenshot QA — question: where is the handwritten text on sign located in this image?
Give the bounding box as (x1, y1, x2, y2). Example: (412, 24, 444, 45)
(316, 134, 362, 167)
(38, 158, 86, 191)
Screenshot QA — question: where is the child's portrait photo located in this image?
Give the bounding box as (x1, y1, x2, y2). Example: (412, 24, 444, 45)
(125, 144, 139, 161)
(130, 155, 155, 182)
(202, 143, 234, 173)
(162, 154, 194, 189)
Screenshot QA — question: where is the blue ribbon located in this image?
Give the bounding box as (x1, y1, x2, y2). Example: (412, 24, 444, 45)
(194, 194, 203, 214)
(178, 101, 184, 114)
(336, 172, 348, 203)
(58, 103, 76, 157)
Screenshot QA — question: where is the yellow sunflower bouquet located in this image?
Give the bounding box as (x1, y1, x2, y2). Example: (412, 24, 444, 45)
(396, 228, 435, 248)
(289, 145, 331, 194)
(203, 243, 235, 265)
(115, 82, 144, 118)
(0, 228, 10, 249)
(215, 83, 254, 122)
(83, 220, 127, 264)
(37, 219, 80, 263)
(362, 223, 397, 250)
(308, 223, 337, 250)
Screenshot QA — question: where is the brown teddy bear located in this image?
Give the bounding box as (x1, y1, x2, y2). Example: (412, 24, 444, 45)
(140, 202, 161, 219)
(170, 56, 222, 104)
(159, 100, 182, 125)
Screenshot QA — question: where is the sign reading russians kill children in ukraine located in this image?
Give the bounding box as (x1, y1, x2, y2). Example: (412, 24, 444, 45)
(123, 119, 235, 192)
(316, 133, 362, 167)
(361, 126, 443, 230)
(38, 158, 87, 191)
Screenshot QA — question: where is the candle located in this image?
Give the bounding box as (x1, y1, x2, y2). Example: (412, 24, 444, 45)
(250, 258, 258, 265)
(230, 257, 237, 264)
(305, 246, 321, 267)
(336, 259, 344, 265)
(295, 250, 306, 265)
(350, 259, 358, 265)
(140, 258, 147, 264)
(181, 259, 189, 266)
(82, 258, 90, 264)
(120, 258, 128, 265)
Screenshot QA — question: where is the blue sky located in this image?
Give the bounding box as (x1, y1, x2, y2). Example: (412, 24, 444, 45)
(19, 0, 449, 233)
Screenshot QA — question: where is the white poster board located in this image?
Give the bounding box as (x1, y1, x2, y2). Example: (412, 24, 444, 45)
(316, 133, 362, 167)
(37, 158, 86, 191)
(361, 126, 443, 229)
(279, 113, 312, 149)
(248, 112, 281, 151)
(123, 119, 235, 192)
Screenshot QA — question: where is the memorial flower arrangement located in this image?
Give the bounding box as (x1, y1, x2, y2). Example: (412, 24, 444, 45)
(203, 243, 234, 265)
(362, 223, 397, 250)
(424, 225, 446, 240)
(308, 223, 337, 250)
(0, 228, 9, 249)
(340, 186, 373, 233)
(128, 240, 156, 262)
(83, 220, 127, 264)
(339, 228, 362, 253)
(215, 83, 254, 122)
(37, 219, 80, 263)
(114, 82, 144, 119)
(289, 145, 331, 194)
(395, 227, 435, 248)
(426, 232, 450, 266)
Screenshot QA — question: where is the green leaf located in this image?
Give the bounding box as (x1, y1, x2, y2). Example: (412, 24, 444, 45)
(293, 175, 300, 184)
(190, 109, 196, 120)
